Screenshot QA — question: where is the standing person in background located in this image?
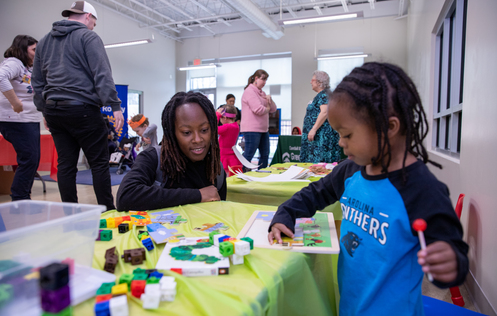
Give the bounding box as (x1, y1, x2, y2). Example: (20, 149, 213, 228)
(300, 70, 341, 163)
(216, 104, 242, 175)
(0, 35, 42, 201)
(217, 94, 241, 125)
(32, 1, 124, 211)
(240, 69, 276, 169)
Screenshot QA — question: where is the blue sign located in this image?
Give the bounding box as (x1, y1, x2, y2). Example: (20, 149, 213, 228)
(101, 84, 128, 143)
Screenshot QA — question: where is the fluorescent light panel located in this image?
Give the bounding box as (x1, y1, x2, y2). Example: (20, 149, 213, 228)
(104, 39, 151, 49)
(282, 13, 358, 25)
(317, 54, 369, 61)
(178, 64, 217, 71)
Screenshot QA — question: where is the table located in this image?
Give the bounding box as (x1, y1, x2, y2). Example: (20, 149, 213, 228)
(270, 135, 302, 165)
(0, 133, 58, 179)
(75, 202, 339, 316)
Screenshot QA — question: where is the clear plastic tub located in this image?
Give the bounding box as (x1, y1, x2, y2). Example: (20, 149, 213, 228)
(0, 200, 105, 315)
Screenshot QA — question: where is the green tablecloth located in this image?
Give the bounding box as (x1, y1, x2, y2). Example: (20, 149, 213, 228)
(270, 136, 302, 165)
(75, 201, 338, 316)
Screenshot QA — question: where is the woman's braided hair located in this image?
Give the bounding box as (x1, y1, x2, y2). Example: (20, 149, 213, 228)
(330, 62, 441, 179)
(160, 91, 221, 184)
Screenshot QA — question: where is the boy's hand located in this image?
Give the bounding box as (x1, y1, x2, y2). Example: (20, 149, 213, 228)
(417, 241, 457, 283)
(268, 223, 294, 245)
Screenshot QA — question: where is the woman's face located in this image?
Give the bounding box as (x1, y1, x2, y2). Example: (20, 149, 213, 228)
(27, 43, 36, 66)
(292, 128, 299, 135)
(253, 76, 267, 90)
(175, 102, 212, 162)
(311, 75, 321, 92)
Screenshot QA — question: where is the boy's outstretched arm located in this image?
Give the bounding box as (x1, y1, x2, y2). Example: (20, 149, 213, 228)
(417, 241, 458, 283)
(268, 223, 294, 245)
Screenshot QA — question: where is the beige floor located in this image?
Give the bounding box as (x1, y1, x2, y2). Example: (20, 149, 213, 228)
(0, 171, 478, 313)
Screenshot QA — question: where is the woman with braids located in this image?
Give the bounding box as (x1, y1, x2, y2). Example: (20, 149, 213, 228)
(116, 91, 226, 211)
(268, 63, 468, 315)
(240, 69, 277, 169)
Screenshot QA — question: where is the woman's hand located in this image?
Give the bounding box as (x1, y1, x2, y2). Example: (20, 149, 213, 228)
(268, 223, 294, 245)
(308, 128, 316, 141)
(200, 185, 221, 202)
(11, 101, 23, 113)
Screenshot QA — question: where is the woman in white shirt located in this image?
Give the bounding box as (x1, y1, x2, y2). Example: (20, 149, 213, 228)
(0, 35, 42, 201)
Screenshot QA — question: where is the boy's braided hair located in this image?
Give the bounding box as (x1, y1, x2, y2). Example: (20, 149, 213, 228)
(330, 62, 441, 178)
(160, 91, 221, 184)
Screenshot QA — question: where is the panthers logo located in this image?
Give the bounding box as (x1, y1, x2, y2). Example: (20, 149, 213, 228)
(341, 231, 362, 257)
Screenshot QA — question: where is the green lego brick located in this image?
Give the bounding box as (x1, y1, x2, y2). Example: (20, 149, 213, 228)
(208, 230, 220, 244)
(42, 306, 72, 316)
(100, 230, 112, 241)
(219, 241, 234, 257)
(0, 284, 13, 305)
(146, 276, 160, 284)
(132, 268, 146, 275)
(132, 273, 148, 281)
(99, 219, 107, 228)
(241, 237, 254, 250)
(119, 273, 134, 288)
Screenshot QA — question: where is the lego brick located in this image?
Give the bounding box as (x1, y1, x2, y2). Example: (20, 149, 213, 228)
(131, 280, 146, 298)
(111, 283, 128, 296)
(40, 285, 70, 313)
(0, 283, 13, 305)
(100, 230, 113, 241)
(122, 216, 131, 221)
(39, 263, 69, 291)
(234, 240, 251, 256)
(105, 247, 117, 259)
(109, 295, 128, 316)
(149, 271, 163, 279)
(95, 294, 113, 303)
(96, 284, 113, 296)
(104, 255, 118, 274)
(145, 283, 160, 294)
(146, 276, 160, 284)
(119, 274, 134, 289)
(208, 230, 220, 244)
(230, 253, 244, 265)
(144, 269, 157, 276)
(114, 217, 124, 227)
(219, 241, 234, 257)
(122, 248, 146, 265)
(99, 219, 107, 228)
(106, 218, 116, 229)
(42, 306, 72, 316)
(132, 274, 148, 281)
(118, 223, 129, 234)
(133, 268, 147, 275)
(240, 237, 254, 250)
(142, 238, 154, 251)
(213, 234, 224, 247)
(141, 292, 161, 309)
(94, 300, 110, 316)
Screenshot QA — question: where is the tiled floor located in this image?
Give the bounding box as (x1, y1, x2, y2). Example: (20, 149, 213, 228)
(0, 170, 480, 313)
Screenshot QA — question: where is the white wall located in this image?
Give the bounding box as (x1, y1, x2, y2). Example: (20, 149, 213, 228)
(407, 1, 497, 314)
(0, 0, 176, 140)
(175, 16, 407, 129)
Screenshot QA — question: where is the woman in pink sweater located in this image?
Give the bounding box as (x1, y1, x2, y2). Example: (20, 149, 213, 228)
(240, 69, 277, 169)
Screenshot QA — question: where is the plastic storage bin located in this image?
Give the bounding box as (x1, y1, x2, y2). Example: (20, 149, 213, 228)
(0, 200, 105, 315)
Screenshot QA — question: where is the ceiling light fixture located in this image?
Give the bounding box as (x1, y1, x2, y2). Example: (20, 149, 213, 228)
(316, 53, 370, 61)
(104, 39, 152, 49)
(178, 64, 219, 71)
(280, 12, 360, 25)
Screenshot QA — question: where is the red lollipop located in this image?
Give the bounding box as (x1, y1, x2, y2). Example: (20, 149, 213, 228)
(412, 218, 433, 281)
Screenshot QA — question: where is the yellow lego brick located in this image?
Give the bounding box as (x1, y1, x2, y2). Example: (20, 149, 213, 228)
(122, 220, 133, 227)
(140, 235, 150, 241)
(106, 218, 116, 228)
(111, 283, 128, 296)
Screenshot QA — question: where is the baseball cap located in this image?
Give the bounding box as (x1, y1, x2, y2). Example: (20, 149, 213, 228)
(62, 1, 98, 20)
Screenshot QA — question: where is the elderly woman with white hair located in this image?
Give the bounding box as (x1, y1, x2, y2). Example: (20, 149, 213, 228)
(300, 70, 341, 163)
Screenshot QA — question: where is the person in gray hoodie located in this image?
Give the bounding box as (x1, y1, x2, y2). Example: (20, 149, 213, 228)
(32, 1, 123, 211)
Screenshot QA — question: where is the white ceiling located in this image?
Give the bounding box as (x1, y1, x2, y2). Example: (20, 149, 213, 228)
(92, 0, 408, 41)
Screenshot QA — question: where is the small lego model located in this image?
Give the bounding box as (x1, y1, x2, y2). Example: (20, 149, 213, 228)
(104, 247, 119, 274)
(39, 262, 71, 314)
(121, 248, 146, 265)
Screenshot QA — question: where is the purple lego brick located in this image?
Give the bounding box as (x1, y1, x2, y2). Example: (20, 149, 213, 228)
(40, 285, 71, 313)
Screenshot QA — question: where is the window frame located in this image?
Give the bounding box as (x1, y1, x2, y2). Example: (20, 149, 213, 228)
(432, 0, 467, 157)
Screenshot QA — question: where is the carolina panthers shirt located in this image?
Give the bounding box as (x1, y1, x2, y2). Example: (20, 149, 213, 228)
(270, 159, 468, 316)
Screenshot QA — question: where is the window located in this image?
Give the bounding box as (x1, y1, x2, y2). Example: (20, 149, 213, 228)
(432, 0, 466, 156)
(318, 56, 364, 91)
(127, 90, 143, 138)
